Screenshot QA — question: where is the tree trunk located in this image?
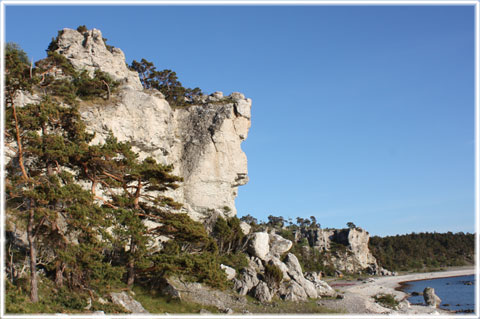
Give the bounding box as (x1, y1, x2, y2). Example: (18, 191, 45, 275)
(133, 180, 142, 209)
(127, 240, 136, 288)
(11, 102, 28, 181)
(55, 262, 64, 287)
(27, 209, 38, 303)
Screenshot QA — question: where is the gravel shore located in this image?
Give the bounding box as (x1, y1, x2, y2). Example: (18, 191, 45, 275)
(316, 267, 476, 315)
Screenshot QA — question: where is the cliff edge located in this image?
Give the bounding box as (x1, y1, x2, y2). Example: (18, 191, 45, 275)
(54, 28, 251, 221)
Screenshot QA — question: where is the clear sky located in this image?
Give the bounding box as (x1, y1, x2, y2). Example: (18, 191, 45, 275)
(4, 3, 475, 236)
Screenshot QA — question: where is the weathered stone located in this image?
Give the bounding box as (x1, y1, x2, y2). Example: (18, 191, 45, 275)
(50, 28, 252, 222)
(252, 281, 272, 303)
(220, 264, 236, 280)
(268, 256, 290, 280)
(109, 292, 149, 313)
(234, 267, 259, 295)
(247, 232, 270, 260)
(55, 28, 143, 90)
(424, 287, 441, 307)
(280, 281, 308, 302)
(269, 233, 292, 257)
(166, 277, 247, 310)
(305, 275, 336, 297)
(284, 253, 303, 280)
(239, 221, 251, 235)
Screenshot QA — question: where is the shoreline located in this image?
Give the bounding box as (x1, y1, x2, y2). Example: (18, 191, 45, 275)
(316, 267, 476, 314)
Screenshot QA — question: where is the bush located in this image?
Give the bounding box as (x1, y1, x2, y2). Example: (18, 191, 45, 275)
(212, 216, 246, 254)
(374, 294, 399, 309)
(76, 25, 88, 33)
(218, 252, 249, 272)
(264, 263, 283, 288)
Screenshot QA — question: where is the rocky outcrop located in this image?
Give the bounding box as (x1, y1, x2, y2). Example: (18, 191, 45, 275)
(55, 28, 143, 90)
(109, 292, 148, 313)
(297, 227, 392, 275)
(51, 28, 251, 222)
(163, 277, 247, 311)
(423, 287, 441, 307)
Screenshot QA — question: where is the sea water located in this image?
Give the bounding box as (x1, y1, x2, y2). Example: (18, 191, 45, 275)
(401, 275, 475, 313)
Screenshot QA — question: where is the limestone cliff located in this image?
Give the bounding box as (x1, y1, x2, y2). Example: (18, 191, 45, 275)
(51, 28, 251, 221)
(296, 227, 392, 275)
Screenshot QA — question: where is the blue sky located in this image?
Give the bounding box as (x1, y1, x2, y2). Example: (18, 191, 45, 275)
(4, 4, 475, 236)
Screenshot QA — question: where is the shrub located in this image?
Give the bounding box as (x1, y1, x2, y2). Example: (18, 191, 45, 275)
(374, 294, 399, 309)
(76, 25, 88, 33)
(218, 252, 249, 272)
(212, 216, 246, 254)
(264, 263, 283, 288)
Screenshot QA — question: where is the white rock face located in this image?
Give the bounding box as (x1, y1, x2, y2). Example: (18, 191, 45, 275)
(53, 28, 251, 221)
(300, 227, 381, 274)
(56, 28, 143, 90)
(239, 221, 252, 235)
(268, 233, 292, 258)
(220, 264, 236, 280)
(248, 232, 270, 260)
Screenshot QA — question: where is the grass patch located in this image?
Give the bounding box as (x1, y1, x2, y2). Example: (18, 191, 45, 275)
(132, 285, 220, 314)
(374, 293, 399, 309)
(242, 296, 345, 314)
(5, 277, 126, 314)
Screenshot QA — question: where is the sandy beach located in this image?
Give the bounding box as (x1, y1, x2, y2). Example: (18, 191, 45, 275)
(316, 268, 476, 315)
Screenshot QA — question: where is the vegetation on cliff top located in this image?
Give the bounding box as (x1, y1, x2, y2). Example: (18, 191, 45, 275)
(130, 58, 203, 107)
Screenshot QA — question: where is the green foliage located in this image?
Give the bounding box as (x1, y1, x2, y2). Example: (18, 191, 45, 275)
(147, 248, 227, 289)
(74, 69, 118, 99)
(132, 286, 220, 314)
(212, 216, 246, 254)
(6, 42, 30, 64)
(46, 30, 64, 53)
(5, 277, 126, 314)
(374, 294, 399, 309)
(76, 25, 88, 33)
(369, 232, 475, 272)
(130, 58, 203, 107)
(263, 263, 283, 288)
(218, 252, 249, 272)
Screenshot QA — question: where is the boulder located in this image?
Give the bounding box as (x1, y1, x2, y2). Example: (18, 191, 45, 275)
(248, 232, 270, 260)
(165, 277, 247, 310)
(306, 276, 336, 297)
(252, 281, 272, 303)
(109, 292, 149, 313)
(220, 264, 236, 280)
(269, 233, 292, 257)
(239, 221, 251, 235)
(423, 287, 441, 307)
(268, 256, 291, 280)
(280, 281, 308, 302)
(284, 253, 303, 281)
(233, 267, 259, 295)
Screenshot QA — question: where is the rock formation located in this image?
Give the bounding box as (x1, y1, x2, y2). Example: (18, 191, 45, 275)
(296, 227, 393, 275)
(423, 287, 442, 307)
(21, 28, 252, 221)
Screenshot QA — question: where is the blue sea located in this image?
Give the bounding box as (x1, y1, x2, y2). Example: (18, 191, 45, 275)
(401, 275, 475, 313)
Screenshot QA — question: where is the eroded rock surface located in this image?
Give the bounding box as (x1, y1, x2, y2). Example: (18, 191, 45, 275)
(52, 28, 251, 221)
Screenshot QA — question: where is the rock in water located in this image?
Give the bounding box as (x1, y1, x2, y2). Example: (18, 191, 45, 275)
(423, 287, 441, 307)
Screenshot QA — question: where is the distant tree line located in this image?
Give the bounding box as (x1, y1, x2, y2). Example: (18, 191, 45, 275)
(369, 232, 475, 272)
